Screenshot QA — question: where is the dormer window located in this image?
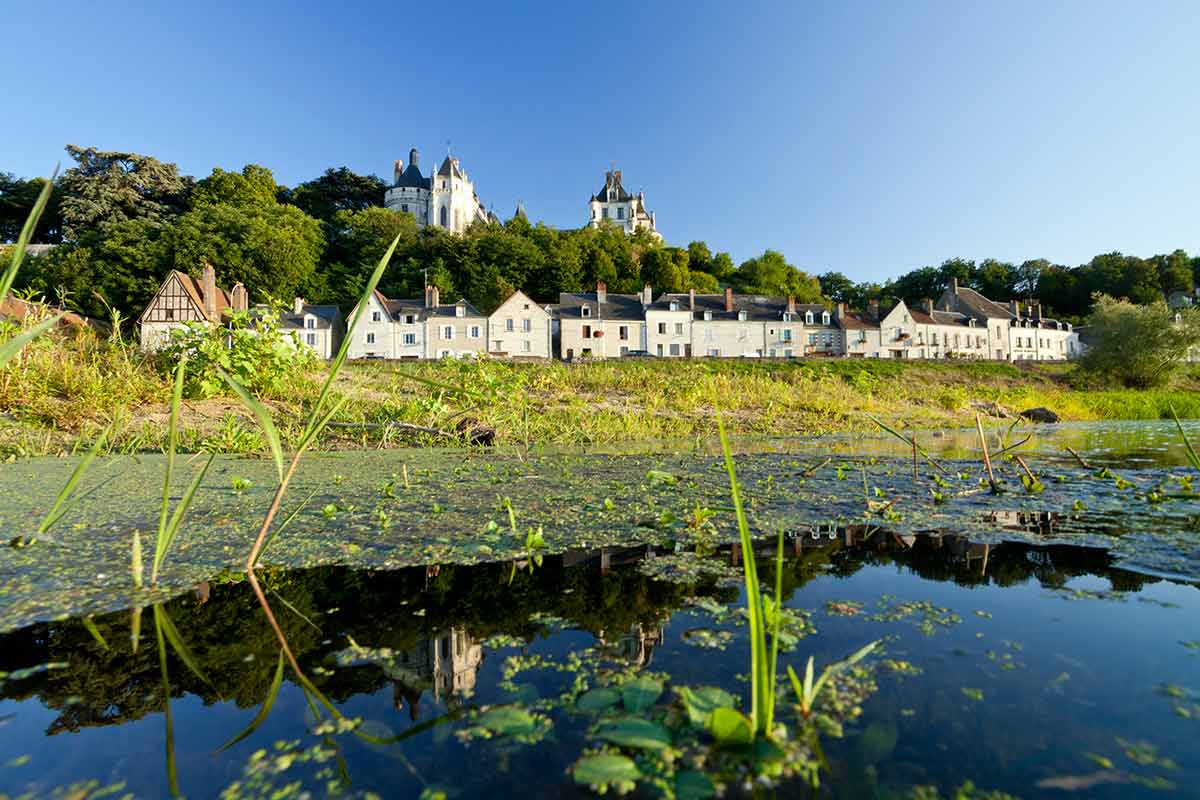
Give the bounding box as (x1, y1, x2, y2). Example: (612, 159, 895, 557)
(805, 311, 814, 325)
(737, 311, 747, 321)
(968, 319, 975, 327)
(703, 311, 712, 321)
(822, 311, 830, 325)
(581, 306, 591, 318)
(782, 312, 791, 322)
(669, 301, 678, 311)
(455, 305, 465, 318)
(305, 317, 315, 329)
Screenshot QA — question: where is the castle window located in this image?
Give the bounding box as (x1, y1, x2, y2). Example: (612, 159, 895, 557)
(401, 204, 408, 213)
(440, 206, 448, 227)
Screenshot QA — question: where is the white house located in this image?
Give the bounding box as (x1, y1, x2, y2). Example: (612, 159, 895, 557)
(278, 299, 345, 360)
(346, 286, 486, 360)
(558, 283, 649, 359)
(488, 289, 553, 358)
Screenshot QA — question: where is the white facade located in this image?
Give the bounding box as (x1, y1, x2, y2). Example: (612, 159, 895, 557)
(587, 169, 659, 238)
(488, 290, 553, 358)
(384, 148, 492, 233)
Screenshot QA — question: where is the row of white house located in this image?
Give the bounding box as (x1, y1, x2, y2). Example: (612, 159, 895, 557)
(138, 267, 1080, 362)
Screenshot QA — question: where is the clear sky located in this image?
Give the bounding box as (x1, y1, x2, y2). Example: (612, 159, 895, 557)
(4, 0, 1198, 282)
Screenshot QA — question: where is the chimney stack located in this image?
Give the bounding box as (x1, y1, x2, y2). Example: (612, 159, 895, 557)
(231, 282, 247, 312)
(689, 288, 696, 311)
(950, 277, 959, 294)
(642, 284, 652, 305)
(1009, 299, 1021, 316)
(409, 147, 419, 169)
(201, 261, 217, 319)
(924, 298, 934, 315)
(425, 284, 440, 308)
(835, 302, 847, 320)
(1031, 302, 1042, 321)
(597, 282, 607, 305)
(867, 299, 880, 323)
(294, 297, 305, 315)
(724, 287, 734, 313)
(786, 296, 796, 314)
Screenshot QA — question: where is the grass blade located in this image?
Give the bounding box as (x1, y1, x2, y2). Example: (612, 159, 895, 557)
(155, 603, 214, 689)
(216, 367, 283, 481)
(152, 455, 213, 583)
(765, 527, 784, 732)
(37, 420, 114, 535)
(865, 413, 947, 473)
(82, 616, 108, 650)
(1170, 404, 1200, 471)
(0, 168, 56, 302)
(218, 650, 285, 752)
(153, 605, 182, 798)
(156, 361, 185, 556)
(0, 313, 62, 369)
(131, 532, 144, 589)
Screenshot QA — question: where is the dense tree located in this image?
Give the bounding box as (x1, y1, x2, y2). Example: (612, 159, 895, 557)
(1080, 295, 1200, 388)
(686, 241, 712, 275)
(281, 167, 387, 223)
(732, 250, 823, 302)
(1151, 249, 1194, 296)
(57, 145, 192, 239)
(192, 164, 279, 209)
(818, 271, 856, 304)
(0, 173, 62, 243)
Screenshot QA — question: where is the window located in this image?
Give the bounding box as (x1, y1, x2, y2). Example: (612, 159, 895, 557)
(619, 346, 628, 355)
(582, 324, 591, 338)
(164, 308, 174, 320)
(784, 349, 793, 358)
(619, 325, 628, 341)
(809, 333, 817, 345)
(674, 322, 684, 335)
(522, 340, 532, 353)
(440, 206, 448, 226)
(442, 325, 454, 340)
(522, 319, 531, 332)
(857, 331, 866, 343)
(470, 326, 481, 338)
(602, 208, 609, 219)
(805, 311, 814, 325)
(403, 333, 416, 346)
(305, 317, 315, 329)
(737, 311, 747, 321)
(782, 329, 792, 342)
(782, 312, 791, 322)
(708, 348, 719, 357)
(371, 311, 381, 322)
(669, 301, 678, 311)
(581, 306, 591, 318)
(366, 332, 376, 344)
(669, 343, 681, 356)
(617, 207, 625, 219)
(656, 344, 663, 356)
(306, 333, 316, 346)
(505, 318, 514, 331)
(703, 311, 712, 321)
(455, 306, 465, 318)
(404, 314, 416, 324)
(822, 312, 831, 325)
(494, 340, 503, 350)
(401, 204, 408, 212)
(657, 322, 667, 334)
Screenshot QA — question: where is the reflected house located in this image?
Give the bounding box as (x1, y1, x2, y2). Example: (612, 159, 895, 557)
(596, 622, 664, 667)
(388, 627, 483, 720)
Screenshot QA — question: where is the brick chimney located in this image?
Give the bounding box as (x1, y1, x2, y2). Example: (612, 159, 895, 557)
(597, 282, 607, 305)
(293, 297, 305, 315)
(641, 284, 652, 305)
(201, 261, 217, 319)
(924, 298, 934, 315)
(689, 288, 696, 310)
(786, 296, 796, 314)
(425, 284, 440, 308)
(835, 302, 847, 321)
(724, 287, 734, 313)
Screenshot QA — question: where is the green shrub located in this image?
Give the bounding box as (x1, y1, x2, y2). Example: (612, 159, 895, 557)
(1080, 295, 1200, 388)
(161, 309, 315, 399)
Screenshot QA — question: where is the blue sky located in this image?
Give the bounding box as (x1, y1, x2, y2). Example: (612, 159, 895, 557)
(4, 0, 1198, 282)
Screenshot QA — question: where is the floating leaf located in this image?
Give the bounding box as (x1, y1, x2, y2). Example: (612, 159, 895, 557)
(594, 717, 672, 751)
(479, 706, 538, 737)
(573, 754, 640, 792)
(621, 675, 663, 713)
(706, 707, 753, 746)
(677, 685, 736, 727)
(576, 687, 621, 713)
(675, 770, 716, 800)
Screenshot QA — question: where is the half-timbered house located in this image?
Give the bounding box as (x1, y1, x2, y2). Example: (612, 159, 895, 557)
(138, 263, 246, 351)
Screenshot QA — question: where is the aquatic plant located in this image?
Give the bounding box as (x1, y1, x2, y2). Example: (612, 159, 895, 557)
(150, 360, 214, 584)
(1170, 404, 1200, 472)
(787, 640, 879, 719)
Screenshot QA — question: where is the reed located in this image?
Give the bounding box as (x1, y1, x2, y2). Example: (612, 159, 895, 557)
(787, 640, 879, 719)
(1170, 404, 1200, 471)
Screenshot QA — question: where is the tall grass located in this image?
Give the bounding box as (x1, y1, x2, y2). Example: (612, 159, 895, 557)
(0, 170, 61, 368)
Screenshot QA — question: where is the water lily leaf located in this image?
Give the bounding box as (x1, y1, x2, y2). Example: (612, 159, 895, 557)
(675, 770, 716, 800)
(595, 717, 672, 751)
(677, 685, 736, 727)
(479, 706, 538, 736)
(573, 754, 641, 792)
(707, 707, 753, 746)
(621, 675, 663, 713)
(576, 687, 621, 713)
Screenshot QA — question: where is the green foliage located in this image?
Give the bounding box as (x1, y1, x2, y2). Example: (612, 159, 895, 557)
(58, 145, 192, 240)
(161, 310, 315, 399)
(1080, 295, 1200, 388)
(732, 250, 823, 302)
(281, 167, 387, 223)
(0, 173, 62, 243)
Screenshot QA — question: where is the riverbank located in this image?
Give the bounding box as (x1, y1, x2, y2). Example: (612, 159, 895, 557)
(3, 331, 1199, 457)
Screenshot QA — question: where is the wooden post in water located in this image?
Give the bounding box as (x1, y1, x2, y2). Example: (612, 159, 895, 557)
(975, 413, 998, 492)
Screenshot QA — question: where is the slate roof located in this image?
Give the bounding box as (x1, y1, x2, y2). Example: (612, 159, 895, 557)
(836, 311, 879, 331)
(592, 170, 634, 203)
(557, 291, 646, 321)
(278, 304, 341, 330)
(652, 294, 832, 323)
(437, 156, 465, 179)
(393, 163, 430, 190)
(950, 286, 1015, 320)
(371, 290, 484, 321)
(929, 310, 974, 327)
(425, 299, 486, 319)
